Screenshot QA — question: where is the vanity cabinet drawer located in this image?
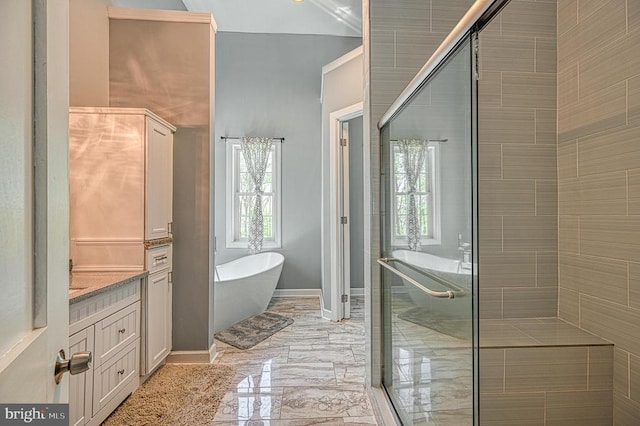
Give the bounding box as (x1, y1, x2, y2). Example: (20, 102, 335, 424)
(94, 302, 140, 367)
(146, 244, 172, 274)
(92, 340, 139, 417)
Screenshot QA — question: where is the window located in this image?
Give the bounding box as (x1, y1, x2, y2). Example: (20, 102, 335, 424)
(226, 142, 282, 248)
(390, 142, 440, 247)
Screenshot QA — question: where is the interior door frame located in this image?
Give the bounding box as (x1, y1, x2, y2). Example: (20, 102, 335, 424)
(329, 102, 363, 321)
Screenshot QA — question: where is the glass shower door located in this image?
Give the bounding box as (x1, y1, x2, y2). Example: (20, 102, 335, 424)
(380, 36, 477, 425)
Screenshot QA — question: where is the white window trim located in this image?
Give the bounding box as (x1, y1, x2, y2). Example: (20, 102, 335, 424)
(390, 142, 441, 247)
(226, 141, 282, 249)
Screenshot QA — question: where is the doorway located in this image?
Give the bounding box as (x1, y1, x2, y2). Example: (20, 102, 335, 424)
(329, 102, 363, 321)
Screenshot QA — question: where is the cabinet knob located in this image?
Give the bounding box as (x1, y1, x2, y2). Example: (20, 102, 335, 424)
(118, 328, 126, 334)
(117, 369, 125, 375)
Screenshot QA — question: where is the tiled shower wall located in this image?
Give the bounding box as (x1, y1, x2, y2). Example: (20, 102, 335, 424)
(478, 0, 558, 319)
(557, 0, 640, 422)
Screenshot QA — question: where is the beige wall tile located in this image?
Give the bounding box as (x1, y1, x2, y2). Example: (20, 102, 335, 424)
(558, 63, 578, 108)
(503, 145, 557, 179)
(578, 123, 640, 176)
(630, 0, 640, 33)
(502, 72, 556, 109)
(479, 107, 535, 145)
(535, 37, 556, 74)
(536, 180, 557, 216)
(480, 252, 537, 288)
(558, 82, 627, 143)
(537, 252, 558, 287)
(505, 346, 587, 392)
(370, 0, 429, 30)
(558, 171, 627, 216)
(480, 392, 545, 425)
(579, 29, 640, 99)
(589, 346, 614, 390)
(630, 75, 640, 125)
(480, 180, 536, 216)
(503, 287, 558, 318)
(395, 31, 446, 69)
(480, 288, 503, 319)
(559, 253, 629, 305)
(431, 0, 475, 33)
(558, 140, 578, 179)
(631, 262, 640, 310)
(557, 0, 578, 37)
(478, 71, 502, 107)
(502, 0, 557, 38)
(557, 0, 626, 72)
(614, 348, 629, 397)
(581, 294, 640, 354)
(545, 390, 612, 426)
(371, 67, 420, 106)
(580, 216, 640, 262)
(577, 0, 606, 21)
(614, 393, 640, 425)
(503, 215, 557, 252)
(535, 109, 557, 145)
(630, 354, 640, 403)
(481, 35, 535, 73)
(559, 287, 580, 325)
(370, 30, 394, 68)
(629, 170, 640, 215)
(480, 348, 505, 393)
(479, 144, 502, 180)
(558, 215, 580, 253)
(480, 215, 503, 253)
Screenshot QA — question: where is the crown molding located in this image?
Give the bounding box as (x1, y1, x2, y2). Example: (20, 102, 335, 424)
(108, 6, 217, 33)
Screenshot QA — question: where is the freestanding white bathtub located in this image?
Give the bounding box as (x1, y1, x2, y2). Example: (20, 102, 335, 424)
(392, 249, 471, 318)
(213, 252, 285, 333)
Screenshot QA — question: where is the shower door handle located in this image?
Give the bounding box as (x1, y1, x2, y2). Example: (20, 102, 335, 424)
(377, 258, 464, 299)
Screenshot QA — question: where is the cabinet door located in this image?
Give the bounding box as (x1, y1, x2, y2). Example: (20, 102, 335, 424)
(69, 327, 94, 426)
(146, 270, 171, 372)
(145, 118, 173, 241)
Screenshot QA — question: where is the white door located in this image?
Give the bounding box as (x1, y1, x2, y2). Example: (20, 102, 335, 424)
(339, 121, 351, 320)
(0, 0, 70, 402)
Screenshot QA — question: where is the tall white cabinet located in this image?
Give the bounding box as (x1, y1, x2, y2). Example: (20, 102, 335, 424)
(69, 107, 176, 380)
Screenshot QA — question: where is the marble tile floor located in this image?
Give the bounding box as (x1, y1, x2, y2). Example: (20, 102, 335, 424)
(386, 293, 474, 425)
(212, 296, 377, 425)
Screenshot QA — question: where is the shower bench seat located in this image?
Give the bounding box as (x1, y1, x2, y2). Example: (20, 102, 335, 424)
(479, 317, 614, 425)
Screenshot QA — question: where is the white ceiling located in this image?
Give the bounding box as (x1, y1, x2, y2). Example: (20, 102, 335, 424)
(183, 0, 361, 37)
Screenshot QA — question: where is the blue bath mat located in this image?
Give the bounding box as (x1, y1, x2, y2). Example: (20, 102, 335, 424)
(214, 311, 294, 350)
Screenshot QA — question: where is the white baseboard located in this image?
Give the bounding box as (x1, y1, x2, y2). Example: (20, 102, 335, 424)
(319, 293, 332, 320)
(166, 342, 217, 364)
(273, 288, 322, 298)
(350, 288, 365, 296)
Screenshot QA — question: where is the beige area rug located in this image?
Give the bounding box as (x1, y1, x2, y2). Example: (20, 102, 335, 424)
(104, 363, 235, 426)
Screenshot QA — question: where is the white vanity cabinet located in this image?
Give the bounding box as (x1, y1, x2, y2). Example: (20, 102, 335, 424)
(142, 245, 173, 374)
(69, 107, 176, 272)
(69, 107, 176, 378)
(68, 276, 142, 426)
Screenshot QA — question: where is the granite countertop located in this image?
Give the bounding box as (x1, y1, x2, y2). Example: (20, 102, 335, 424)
(69, 270, 148, 304)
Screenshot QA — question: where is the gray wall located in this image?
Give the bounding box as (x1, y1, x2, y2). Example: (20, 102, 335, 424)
(109, 19, 215, 351)
(348, 116, 364, 289)
(69, 0, 110, 106)
(557, 0, 640, 422)
(320, 49, 363, 310)
(214, 32, 361, 290)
